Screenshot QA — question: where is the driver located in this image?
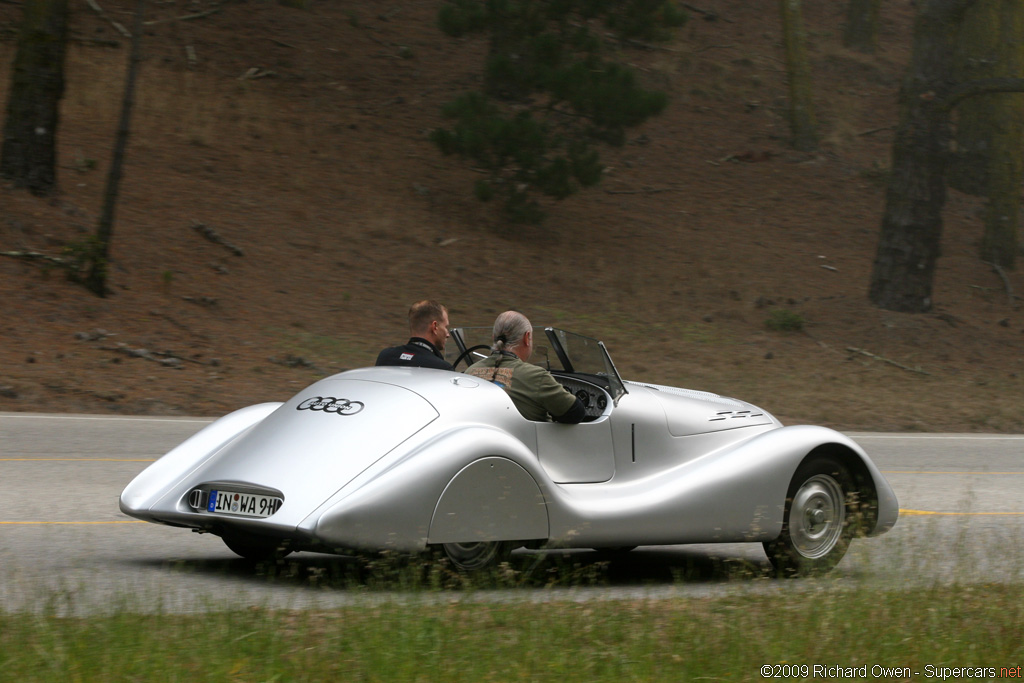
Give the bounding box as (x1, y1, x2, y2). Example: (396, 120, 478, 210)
(466, 311, 586, 423)
(375, 300, 454, 370)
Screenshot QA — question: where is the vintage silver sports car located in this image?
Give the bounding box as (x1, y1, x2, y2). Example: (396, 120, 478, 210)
(120, 327, 898, 576)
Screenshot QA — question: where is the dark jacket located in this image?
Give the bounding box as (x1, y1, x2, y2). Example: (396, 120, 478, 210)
(375, 337, 453, 371)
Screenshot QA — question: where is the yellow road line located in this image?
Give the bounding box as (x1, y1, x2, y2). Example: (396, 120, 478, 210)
(0, 458, 156, 462)
(900, 509, 1024, 516)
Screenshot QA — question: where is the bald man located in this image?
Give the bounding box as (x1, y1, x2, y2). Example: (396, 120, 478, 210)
(466, 310, 585, 423)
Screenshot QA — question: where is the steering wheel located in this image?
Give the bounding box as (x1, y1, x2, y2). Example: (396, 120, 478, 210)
(452, 344, 491, 370)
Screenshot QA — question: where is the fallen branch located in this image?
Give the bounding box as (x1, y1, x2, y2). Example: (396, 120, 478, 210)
(181, 295, 218, 307)
(71, 36, 123, 48)
(156, 350, 212, 366)
(939, 77, 1024, 112)
(0, 250, 72, 267)
(269, 355, 326, 374)
(100, 343, 185, 368)
(624, 38, 681, 52)
(85, 0, 131, 37)
(238, 67, 277, 80)
(604, 187, 672, 195)
(846, 347, 931, 376)
(696, 43, 736, 53)
(191, 221, 244, 256)
(856, 126, 895, 137)
(984, 260, 1017, 307)
(144, 4, 222, 26)
(682, 2, 734, 22)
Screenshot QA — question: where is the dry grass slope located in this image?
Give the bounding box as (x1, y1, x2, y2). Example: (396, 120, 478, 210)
(0, 0, 1021, 431)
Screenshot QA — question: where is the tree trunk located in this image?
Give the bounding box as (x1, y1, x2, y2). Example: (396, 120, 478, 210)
(978, 0, 1024, 268)
(869, 1, 974, 313)
(85, 0, 145, 297)
(948, 0, 998, 195)
(779, 0, 818, 152)
(948, 0, 1023, 267)
(0, 0, 70, 196)
(844, 0, 883, 53)
(983, 137, 1021, 268)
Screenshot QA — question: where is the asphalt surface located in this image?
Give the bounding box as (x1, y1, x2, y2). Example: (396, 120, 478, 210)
(1, 413, 1022, 614)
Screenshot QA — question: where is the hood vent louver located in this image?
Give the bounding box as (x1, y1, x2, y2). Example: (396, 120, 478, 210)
(709, 410, 765, 422)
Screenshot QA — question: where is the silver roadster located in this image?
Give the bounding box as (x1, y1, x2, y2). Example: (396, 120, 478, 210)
(120, 327, 898, 576)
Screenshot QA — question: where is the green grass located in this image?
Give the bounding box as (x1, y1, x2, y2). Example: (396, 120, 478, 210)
(765, 308, 805, 332)
(1, 579, 1021, 681)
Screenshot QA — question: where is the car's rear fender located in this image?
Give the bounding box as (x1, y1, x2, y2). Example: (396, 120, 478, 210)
(119, 403, 281, 520)
(429, 456, 548, 544)
(303, 424, 549, 552)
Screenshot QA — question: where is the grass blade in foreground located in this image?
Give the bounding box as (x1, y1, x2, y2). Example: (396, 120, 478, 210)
(1, 582, 1021, 681)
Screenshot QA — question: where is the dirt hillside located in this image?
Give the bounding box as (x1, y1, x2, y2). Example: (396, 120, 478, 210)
(1, 0, 1022, 432)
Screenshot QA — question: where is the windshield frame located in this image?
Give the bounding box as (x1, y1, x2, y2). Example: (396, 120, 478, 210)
(449, 326, 627, 404)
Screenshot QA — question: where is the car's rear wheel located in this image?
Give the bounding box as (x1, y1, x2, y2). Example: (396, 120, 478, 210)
(440, 541, 513, 572)
(222, 534, 292, 562)
(592, 546, 637, 554)
(764, 456, 854, 577)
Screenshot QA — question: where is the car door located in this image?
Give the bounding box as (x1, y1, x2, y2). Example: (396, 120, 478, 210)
(534, 417, 615, 483)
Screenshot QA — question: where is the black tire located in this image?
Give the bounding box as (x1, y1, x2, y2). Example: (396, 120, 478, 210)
(764, 456, 855, 577)
(592, 546, 637, 554)
(222, 534, 292, 562)
(440, 541, 513, 572)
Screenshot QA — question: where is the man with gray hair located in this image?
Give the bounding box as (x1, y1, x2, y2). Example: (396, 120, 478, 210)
(466, 311, 585, 423)
(375, 300, 454, 370)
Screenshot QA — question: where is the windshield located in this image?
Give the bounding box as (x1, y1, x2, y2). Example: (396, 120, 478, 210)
(449, 327, 626, 403)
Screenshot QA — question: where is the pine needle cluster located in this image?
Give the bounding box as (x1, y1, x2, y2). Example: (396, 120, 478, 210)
(433, 0, 687, 224)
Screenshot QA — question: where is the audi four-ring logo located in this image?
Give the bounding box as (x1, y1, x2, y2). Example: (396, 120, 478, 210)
(296, 396, 365, 415)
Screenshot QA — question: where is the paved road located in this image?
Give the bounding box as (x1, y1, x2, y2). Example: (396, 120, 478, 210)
(1, 413, 1022, 614)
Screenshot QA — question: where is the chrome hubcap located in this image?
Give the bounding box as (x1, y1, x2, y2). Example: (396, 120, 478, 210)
(790, 474, 845, 559)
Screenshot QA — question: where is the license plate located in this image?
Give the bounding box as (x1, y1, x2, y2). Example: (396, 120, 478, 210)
(207, 489, 282, 518)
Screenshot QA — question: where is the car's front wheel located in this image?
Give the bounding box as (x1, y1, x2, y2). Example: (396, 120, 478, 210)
(764, 456, 855, 577)
(439, 541, 513, 572)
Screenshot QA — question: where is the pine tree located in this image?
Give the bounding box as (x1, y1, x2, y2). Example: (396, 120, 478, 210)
(869, 0, 1024, 312)
(0, 0, 70, 196)
(433, 0, 686, 224)
(949, 0, 1024, 268)
(779, 0, 817, 152)
(843, 0, 883, 53)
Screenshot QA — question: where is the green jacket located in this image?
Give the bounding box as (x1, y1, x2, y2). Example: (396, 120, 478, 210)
(466, 352, 577, 422)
